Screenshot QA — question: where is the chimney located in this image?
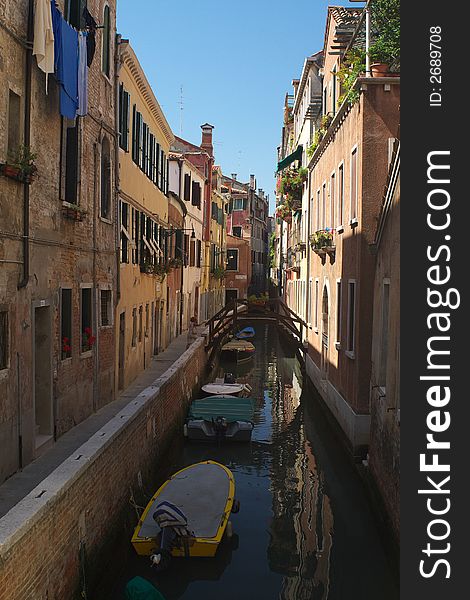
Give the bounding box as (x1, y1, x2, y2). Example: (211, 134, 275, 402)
(231, 173, 237, 181)
(200, 123, 214, 157)
(249, 174, 256, 190)
(258, 188, 264, 199)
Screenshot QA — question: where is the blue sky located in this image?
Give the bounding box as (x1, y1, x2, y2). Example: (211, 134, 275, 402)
(117, 0, 351, 214)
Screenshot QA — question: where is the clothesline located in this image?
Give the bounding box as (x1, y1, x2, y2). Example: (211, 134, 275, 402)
(33, 0, 97, 118)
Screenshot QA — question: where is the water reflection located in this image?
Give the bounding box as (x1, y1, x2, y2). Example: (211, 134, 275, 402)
(107, 326, 398, 599)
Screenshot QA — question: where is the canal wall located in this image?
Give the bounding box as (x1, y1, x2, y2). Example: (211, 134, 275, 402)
(0, 337, 207, 600)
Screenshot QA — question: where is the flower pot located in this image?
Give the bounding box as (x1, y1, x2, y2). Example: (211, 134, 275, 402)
(370, 63, 389, 77)
(1, 164, 22, 181)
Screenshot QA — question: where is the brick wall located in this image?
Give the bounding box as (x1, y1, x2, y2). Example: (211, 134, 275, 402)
(0, 338, 207, 600)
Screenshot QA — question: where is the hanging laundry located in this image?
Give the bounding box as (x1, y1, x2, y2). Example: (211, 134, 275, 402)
(83, 7, 97, 67)
(56, 16, 79, 119)
(33, 0, 54, 93)
(77, 32, 88, 116)
(51, 0, 61, 72)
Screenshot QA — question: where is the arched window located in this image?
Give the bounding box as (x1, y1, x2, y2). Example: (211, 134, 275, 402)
(101, 137, 111, 219)
(102, 5, 110, 77)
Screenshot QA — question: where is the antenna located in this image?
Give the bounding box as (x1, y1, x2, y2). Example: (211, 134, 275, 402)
(178, 85, 184, 135)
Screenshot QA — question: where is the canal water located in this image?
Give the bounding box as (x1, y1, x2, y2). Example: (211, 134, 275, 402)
(107, 326, 398, 599)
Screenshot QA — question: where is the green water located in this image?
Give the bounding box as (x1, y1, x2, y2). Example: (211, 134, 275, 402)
(107, 325, 398, 599)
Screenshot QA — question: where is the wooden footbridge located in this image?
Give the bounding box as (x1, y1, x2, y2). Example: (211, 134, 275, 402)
(205, 297, 307, 368)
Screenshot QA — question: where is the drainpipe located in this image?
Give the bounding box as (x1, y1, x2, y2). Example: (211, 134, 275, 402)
(92, 142, 99, 413)
(18, 0, 33, 289)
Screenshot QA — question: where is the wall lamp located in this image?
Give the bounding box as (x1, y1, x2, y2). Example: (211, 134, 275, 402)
(165, 225, 195, 239)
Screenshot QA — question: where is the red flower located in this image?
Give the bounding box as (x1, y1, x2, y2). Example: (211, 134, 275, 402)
(84, 327, 92, 336)
(87, 336, 96, 347)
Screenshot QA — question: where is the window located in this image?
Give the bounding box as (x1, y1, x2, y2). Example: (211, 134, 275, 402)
(196, 239, 201, 268)
(64, 0, 85, 28)
(332, 66, 337, 114)
(316, 189, 320, 231)
(139, 306, 143, 342)
(80, 287, 93, 353)
(338, 162, 344, 228)
(350, 147, 358, 223)
(190, 240, 195, 267)
(102, 5, 110, 77)
(330, 172, 335, 229)
(100, 290, 112, 326)
(184, 173, 191, 201)
(120, 201, 129, 263)
(7, 90, 20, 156)
(132, 308, 137, 346)
(61, 289, 72, 359)
(232, 198, 244, 211)
(379, 281, 390, 387)
(0, 311, 9, 369)
(100, 137, 111, 219)
(307, 279, 312, 325)
(191, 181, 201, 208)
(322, 183, 327, 229)
(118, 84, 130, 151)
(232, 226, 242, 238)
(314, 279, 319, 330)
(145, 304, 149, 337)
(347, 281, 356, 354)
(226, 249, 239, 271)
(63, 120, 79, 204)
(335, 279, 342, 345)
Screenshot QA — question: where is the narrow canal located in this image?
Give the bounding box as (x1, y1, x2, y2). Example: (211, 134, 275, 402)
(107, 325, 398, 599)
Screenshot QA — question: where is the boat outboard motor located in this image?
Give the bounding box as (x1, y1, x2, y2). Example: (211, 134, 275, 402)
(212, 416, 228, 443)
(150, 500, 192, 571)
(224, 373, 236, 384)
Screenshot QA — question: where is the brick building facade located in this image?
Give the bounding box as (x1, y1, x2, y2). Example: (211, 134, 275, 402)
(0, 0, 117, 483)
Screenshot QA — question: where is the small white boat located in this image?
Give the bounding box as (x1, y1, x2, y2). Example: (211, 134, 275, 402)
(201, 382, 251, 396)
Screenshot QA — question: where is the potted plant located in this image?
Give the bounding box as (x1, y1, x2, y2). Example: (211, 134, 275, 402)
(140, 260, 155, 274)
(168, 257, 183, 270)
(369, 0, 400, 75)
(62, 203, 87, 221)
(309, 229, 334, 251)
(337, 47, 366, 107)
(154, 263, 169, 282)
(1, 145, 38, 183)
(210, 266, 226, 280)
(82, 327, 96, 351)
(368, 38, 394, 76)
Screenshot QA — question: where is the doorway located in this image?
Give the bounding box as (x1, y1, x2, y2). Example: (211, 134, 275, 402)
(118, 312, 125, 390)
(33, 305, 53, 452)
(225, 289, 238, 305)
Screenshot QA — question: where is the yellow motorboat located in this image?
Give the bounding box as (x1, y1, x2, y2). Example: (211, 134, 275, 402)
(131, 461, 237, 568)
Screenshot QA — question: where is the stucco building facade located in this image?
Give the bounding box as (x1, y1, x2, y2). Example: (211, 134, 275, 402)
(115, 41, 174, 391)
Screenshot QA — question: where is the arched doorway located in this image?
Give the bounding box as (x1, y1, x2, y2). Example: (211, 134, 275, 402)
(321, 286, 329, 381)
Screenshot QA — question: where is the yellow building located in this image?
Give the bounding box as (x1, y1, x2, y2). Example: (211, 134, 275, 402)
(203, 166, 227, 318)
(115, 41, 174, 391)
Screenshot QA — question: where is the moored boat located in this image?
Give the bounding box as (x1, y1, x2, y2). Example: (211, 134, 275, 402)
(131, 461, 238, 568)
(235, 326, 255, 339)
(185, 395, 255, 442)
(221, 339, 255, 363)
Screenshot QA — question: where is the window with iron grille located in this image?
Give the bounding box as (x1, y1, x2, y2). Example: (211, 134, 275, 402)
(100, 290, 112, 326)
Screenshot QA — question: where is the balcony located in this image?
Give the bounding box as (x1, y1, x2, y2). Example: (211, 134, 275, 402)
(309, 229, 336, 258)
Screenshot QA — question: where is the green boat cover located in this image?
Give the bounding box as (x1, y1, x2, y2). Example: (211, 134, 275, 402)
(189, 396, 255, 423)
(125, 576, 165, 600)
